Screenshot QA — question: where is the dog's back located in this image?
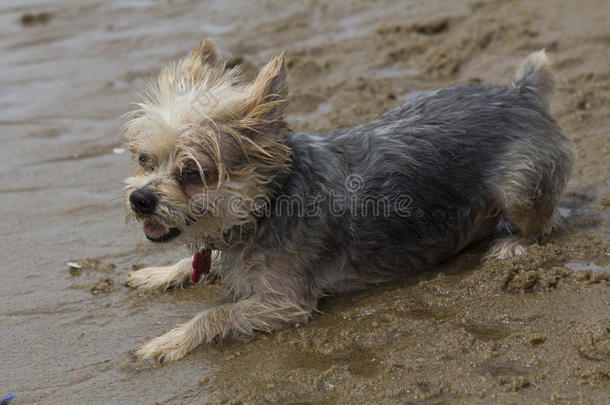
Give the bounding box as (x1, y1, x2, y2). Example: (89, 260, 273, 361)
(272, 51, 573, 288)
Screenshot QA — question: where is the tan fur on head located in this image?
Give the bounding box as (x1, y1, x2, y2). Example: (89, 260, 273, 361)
(122, 41, 292, 248)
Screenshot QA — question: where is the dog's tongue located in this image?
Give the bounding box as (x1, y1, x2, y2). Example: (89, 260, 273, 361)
(192, 246, 212, 283)
(143, 220, 168, 239)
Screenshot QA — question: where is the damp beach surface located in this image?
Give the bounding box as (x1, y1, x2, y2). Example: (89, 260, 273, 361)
(1, 0, 609, 403)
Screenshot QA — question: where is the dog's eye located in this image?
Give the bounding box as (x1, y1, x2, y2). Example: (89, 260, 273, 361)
(179, 162, 219, 197)
(180, 166, 205, 198)
(181, 164, 218, 184)
(183, 169, 203, 184)
(138, 154, 155, 171)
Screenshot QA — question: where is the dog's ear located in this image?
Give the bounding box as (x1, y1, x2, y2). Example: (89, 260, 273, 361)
(243, 52, 288, 124)
(190, 40, 220, 66)
(251, 51, 288, 104)
(183, 40, 225, 84)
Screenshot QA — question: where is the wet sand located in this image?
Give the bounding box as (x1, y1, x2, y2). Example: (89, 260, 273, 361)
(1, 0, 608, 403)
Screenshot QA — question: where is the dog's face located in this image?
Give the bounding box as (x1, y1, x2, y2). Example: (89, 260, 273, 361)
(122, 41, 292, 248)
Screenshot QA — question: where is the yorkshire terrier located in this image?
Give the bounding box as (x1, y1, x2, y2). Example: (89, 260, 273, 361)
(122, 41, 573, 363)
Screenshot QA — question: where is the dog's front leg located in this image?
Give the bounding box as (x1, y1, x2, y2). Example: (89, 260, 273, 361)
(126, 250, 219, 290)
(126, 257, 193, 291)
(135, 290, 315, 363)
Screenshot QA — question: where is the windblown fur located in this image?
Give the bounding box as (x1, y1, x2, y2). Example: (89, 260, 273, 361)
(122, 42, 574, 363)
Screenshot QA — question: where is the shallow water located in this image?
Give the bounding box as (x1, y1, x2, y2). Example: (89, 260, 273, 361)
(1, 0, 609, 404)
(565, 260, 609, 273)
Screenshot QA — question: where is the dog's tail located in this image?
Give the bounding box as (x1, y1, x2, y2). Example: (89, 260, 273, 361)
(513, 50, 554, 107)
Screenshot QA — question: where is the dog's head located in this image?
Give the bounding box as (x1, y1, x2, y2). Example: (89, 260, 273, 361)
(122, 41, 292, 248)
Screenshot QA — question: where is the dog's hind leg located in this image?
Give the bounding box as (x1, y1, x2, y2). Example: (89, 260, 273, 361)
(126, 257, 193, 291)
(486, 155, 568, 260)
(486, 51, 573, 260)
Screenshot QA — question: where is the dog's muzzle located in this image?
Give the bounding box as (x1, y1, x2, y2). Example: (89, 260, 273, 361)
(130, 188, 181, 242)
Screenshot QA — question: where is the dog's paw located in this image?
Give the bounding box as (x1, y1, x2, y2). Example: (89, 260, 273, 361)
(485, 237, 529, 260)
(135, 330, 192, 363)
(125, 265, 188, 291)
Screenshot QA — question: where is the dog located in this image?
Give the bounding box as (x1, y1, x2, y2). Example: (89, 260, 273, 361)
(122, 41, 573, 363)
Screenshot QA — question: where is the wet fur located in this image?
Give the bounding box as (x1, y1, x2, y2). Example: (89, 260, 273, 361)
(123, 44, 573, 362)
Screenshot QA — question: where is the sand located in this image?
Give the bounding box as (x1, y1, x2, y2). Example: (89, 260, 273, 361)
(1, 0, 608, 403)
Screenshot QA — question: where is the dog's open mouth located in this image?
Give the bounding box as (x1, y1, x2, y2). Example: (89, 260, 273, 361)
(143, 220, 181, 242)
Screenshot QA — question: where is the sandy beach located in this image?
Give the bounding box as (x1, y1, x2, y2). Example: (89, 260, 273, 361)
(1, 0, 608, 403)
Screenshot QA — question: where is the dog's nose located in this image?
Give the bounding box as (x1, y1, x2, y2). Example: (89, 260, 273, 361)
(129, 189, 158, 215)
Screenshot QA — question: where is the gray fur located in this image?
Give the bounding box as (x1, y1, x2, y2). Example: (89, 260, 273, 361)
(126, 51, 574, 362)
(226, 71, 573, 296)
